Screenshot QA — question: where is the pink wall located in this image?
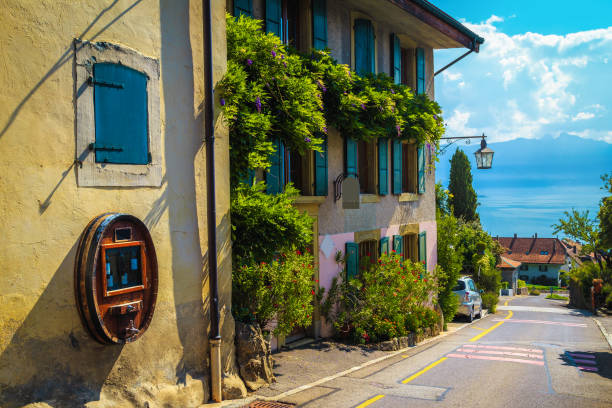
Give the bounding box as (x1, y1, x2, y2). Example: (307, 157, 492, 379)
(419, 220, 437, 272)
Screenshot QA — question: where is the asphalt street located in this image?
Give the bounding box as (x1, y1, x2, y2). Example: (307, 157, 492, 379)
(278, 295, 612, 407)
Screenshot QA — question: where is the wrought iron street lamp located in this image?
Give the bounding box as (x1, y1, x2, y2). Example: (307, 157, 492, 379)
(439, 133, 495, 169)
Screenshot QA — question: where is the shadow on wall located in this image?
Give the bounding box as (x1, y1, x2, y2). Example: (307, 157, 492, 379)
(0, 241, 123, 407)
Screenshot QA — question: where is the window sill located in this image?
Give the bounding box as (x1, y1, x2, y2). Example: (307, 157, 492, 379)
(360, 194, 380, 204)
(294, 195, 326, 205)
(399, 193, 419, 202)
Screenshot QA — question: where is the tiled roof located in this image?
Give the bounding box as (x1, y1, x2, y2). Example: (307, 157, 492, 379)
(560, 239, 596, 266)
(497, 256, 521, 269)
(493, 236, 566, 265)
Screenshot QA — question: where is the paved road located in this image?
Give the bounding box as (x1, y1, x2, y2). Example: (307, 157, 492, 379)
(279, 295, 612, 407)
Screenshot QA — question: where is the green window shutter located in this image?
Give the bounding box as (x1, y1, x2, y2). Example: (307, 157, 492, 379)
(345, 137, 358, 178)
(354, 19, 374, 76)
(392, 139, 402, 194)
(314, 136, 328, 196)
(93, 63, 149, 165)
(266, 138, 285, 194)
(418, 231, 427, 270)
(312, 0, 327, 49)
(391, 34, 401, 84)
(265, 0, 282, 38)
(393, 235, 403, 257)
(239, 169, 255, 185)
(345, 242, 359, 280)
(234, 0, 252, 17)
(418, 144, 426, 194)
(416, 47, 425, 94)
(378, 138, 388, 195)
(380, 237, 389, 256)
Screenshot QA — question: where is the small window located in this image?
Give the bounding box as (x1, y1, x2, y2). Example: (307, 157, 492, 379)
(520, 264, 529, 271)
(354, 18, 375, 75)
(358, 140, 377, 194)
(453, 280, 466, 291)
(265, 0, 300, 47)
(101, 242, 146, 297)
(540, 251, 549, 255)
(402, 233, 418, 262)
(468, 280, 477, 291)
(402, 143, 417, 193)
(539, 265, 548, 272)
(359, 239, 378, 268)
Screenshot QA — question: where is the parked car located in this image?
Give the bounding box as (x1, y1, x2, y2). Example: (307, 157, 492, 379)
(453, 276, 483, 322)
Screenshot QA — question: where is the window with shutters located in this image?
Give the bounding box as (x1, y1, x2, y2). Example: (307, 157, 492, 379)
(402, 233, 418, 263)
(359, 239, 378, 269)
(357, 140, 377, 194)
(233, 0, 253, 17)
(75, 40, 161, 187)
(352, 17, 376, 75)
(265, 0, 300, 47)
(392, 141, 425, 197)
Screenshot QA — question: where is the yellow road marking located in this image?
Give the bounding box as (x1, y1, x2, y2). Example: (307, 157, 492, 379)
(469, 310, 513, 342)
(402, 355, 409, 358)
(355, 394, 385, 407)
(504, 300, 509, 306)
(401, 357, 447, 384)
(471, 326, 487, 331)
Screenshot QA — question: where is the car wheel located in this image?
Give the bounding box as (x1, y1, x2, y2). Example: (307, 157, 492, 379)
(477, 305, 482, 318)
(467, 307, 474, 323)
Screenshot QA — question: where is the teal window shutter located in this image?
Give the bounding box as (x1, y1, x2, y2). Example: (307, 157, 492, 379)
(314, 136, 328, 196)
(393, 235, 403, 257)
(416, 47, 425, 94)
(265, 0, 282, 38)
(93, 63, 148, 165)
(418, 231, 427, 271)
(354, 19, 374, 76)
(378, 138, 388, 195)
(392, 139, 402, 194)
(418, 144, 426, 194)
(312, 0, 327, 49)
(391, 34, 401, 84)
(345, 137, 358, 178)
(234, 0, 252, 17)
(239, 169, 255, 185)
(380, 237, 389, 256)
(266, 138, 285, 194)
(345, 242, 359, 280)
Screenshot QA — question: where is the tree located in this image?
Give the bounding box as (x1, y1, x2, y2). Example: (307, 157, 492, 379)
(435, 181, 452, 216)
(436, 212, 462, 324)
(448, 149, 479, 223)
(598, 174, 612, 250)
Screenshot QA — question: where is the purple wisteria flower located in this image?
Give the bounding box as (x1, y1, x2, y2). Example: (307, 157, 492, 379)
(361, 103, 366, 111)
(304, 137, 312, 143)
(255, 96, 261, 113)
(283, 62, 287, 68)
(323, 126, 327, 133)
(246, 58, 253, 66)
(271, 50, 277, 58)
(390, 89, 395, 94)
(396, 125, 401, 136)
(220, 98, 225, 106)
(433, 114, 438, 120)
(281, 54, 285, 59)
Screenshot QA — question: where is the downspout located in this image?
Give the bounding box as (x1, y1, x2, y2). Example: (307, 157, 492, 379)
(434, 48, 473, 77)
(203, 0, 222, 402)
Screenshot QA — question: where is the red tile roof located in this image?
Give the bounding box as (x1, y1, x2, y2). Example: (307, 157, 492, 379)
(497, 256, 521, 269)
(493, 236, 566, 265)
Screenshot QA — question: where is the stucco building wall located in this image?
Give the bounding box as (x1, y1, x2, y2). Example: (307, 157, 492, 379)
(0, 1, 237, 406)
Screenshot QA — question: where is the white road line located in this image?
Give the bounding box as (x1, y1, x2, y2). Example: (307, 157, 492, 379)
(492, 319, 587, 327)
(462, 344, 543, 353)
(446, 353, 545, 366)
(497, 305, 591, 315)
(456, 348, 543, 359)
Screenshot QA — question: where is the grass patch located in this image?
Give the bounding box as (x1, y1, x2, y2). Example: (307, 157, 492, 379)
(546, 294, 568, 300)
(529, 289, 541, 296)
(527, 284, 562, 291)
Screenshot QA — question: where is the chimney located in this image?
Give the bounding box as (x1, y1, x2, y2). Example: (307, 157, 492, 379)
(514, 233, 517, 239)
(534, 233, 537, 239)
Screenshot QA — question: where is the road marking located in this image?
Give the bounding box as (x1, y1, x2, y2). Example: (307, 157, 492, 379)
(469, 310, 512, 342)
(578, 366, 599, 372)
(456, 348, 543, 359)
(492, 318, 587, 327)
(572, 358, 596, 365)
(355, 394, 385, 407)
(401, 357, 447, 384)
(446, 353, 545, 366)
(497, 305, 590, 315)
(504, 300, 509, 306)
(402, 355, 409, 358)
(567, 352, 595, 359)
(463, 344, 543, 353)
(471, 326, 487, 331)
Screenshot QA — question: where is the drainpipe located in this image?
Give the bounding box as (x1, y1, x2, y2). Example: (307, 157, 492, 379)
(203, 0, 222, 402)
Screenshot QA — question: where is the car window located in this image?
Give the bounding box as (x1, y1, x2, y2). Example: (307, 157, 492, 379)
(468, 280, 477, 291)
(453, 280, 466, 291)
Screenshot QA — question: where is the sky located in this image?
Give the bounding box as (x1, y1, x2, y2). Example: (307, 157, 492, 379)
(431, 0, 612, 237)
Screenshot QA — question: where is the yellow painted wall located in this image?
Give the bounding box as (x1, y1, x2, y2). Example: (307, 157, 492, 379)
(0, 1, 237, 406)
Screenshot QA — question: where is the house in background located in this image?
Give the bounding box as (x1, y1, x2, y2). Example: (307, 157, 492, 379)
(497, 256, 521, 294)
(494, 234, 569, 286)
(229, 0, 484, 346)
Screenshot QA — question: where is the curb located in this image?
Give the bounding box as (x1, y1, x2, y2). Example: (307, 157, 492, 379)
(202, 315, 488, 407)
(593, 318, 612, 351)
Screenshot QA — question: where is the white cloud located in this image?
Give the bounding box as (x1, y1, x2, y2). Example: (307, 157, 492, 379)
(572, 112, 595, 121)
(445, 109, 477, 136)
(442, 71, 462, 81)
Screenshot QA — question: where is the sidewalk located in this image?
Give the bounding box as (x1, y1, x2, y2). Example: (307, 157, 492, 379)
(593, 312, 612, 351)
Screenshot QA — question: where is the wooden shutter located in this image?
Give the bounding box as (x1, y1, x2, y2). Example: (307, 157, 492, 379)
(392, 139, 402, 194)
(345, 242, 359, 280)
(266, 138, 285, 194)
(354, 19, 374, 76)
(418, 231, 427, 271)
(345, 137, 358, 177)
(418, 144, 426, 194)
(391, 34, 401, 84)
(378, 138, 388, 195)
(314, 136, 328, 196)
(393, 235, 403, 257)
(380, 237, 389, 256)
(265, 0, 282, 37)
(312, 0, 327, 49)
(416, 47, 425, 94)
(234, 0, 252, 17)
(93, 63, 148, 165)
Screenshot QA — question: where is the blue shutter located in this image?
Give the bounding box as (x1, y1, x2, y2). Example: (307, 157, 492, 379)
(393, 235, 403, 257)
(354, 19, 374, 76)
(345, 242, 359, 280)
(234, 0, 252, 17)
(312, 0, 327, 49)
(265, 0, 282, 38)
(266, 138, 285, 194)
(416, 47, 425, 94)
(93, 63, 148, 165)
(239, 169, 256, 185)
(391, 34, 401, 84)
(380, 237, 389, 256)
(314, 136, 328, 196)
(418, 144, 426, 194)
(392, 139, 402, 194)
(378, 138, 388, 195)
(345, 137, 358, 178)
(418, 231, 427, 271)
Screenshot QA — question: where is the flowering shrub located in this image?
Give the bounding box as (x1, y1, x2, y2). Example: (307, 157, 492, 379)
(233, 249, 317, 336)
(320, 252, 439, 344)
